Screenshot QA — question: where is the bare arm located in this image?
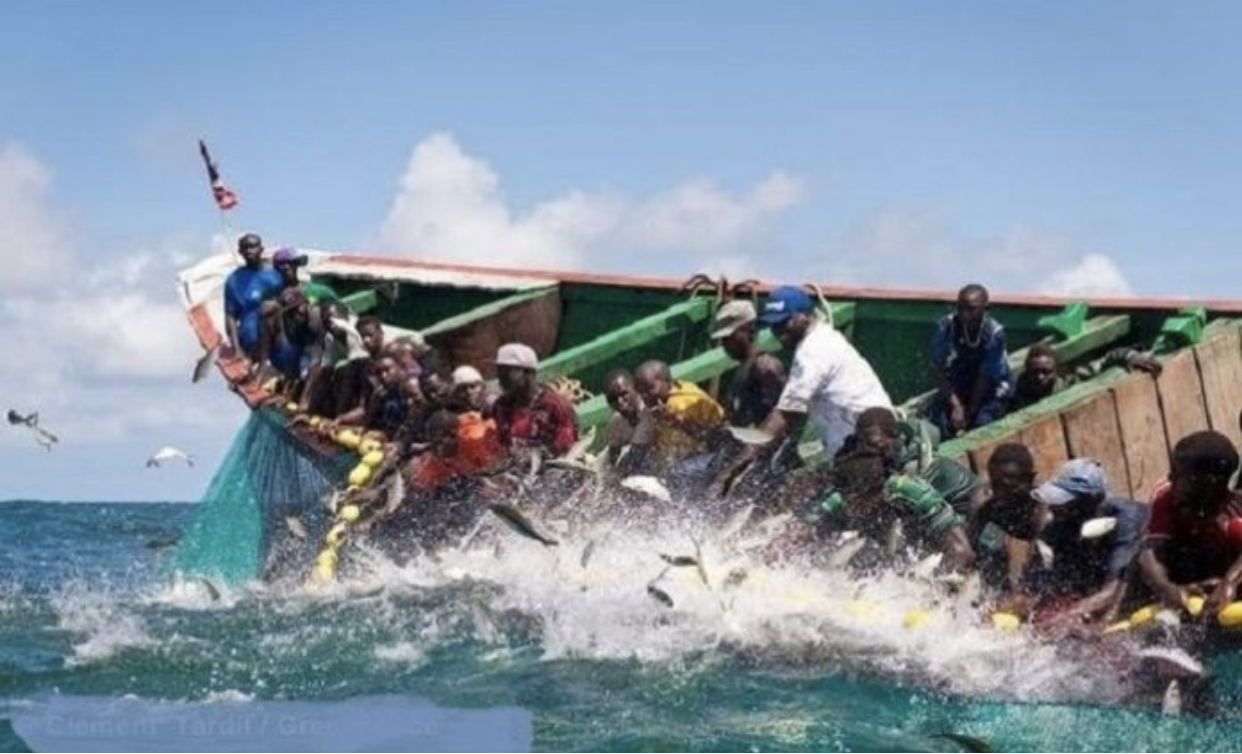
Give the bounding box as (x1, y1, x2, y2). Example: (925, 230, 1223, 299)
(1139, 543, 1185, 609)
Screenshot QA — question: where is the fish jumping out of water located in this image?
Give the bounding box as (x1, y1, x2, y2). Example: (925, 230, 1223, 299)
(487, 504, 559, 547)
(192, 344, 220, 384)
(646, 584, 675, 609)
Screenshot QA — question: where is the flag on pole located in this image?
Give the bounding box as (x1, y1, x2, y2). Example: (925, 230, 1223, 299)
(198, 139, 240, 211)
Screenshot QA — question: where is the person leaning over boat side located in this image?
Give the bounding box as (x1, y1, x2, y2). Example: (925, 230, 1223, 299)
(491, 343, 579, 458)
(803, 450, 975, 572)
(256, 287, 328, 408)
(966, 443, 1044, 596)
(710, 300, 787, 428)
(451, 365, 495, 415)
(600, 368, 644, 478)
(631, 360, 727, 486)
(223, 233, 283, 370)
(1140, 431, 1242, 618)
(708, 285, 892, 497)
(929, 284, 1014, 437)
(359, 354, 411, 438)
(1024, 458, 1145, 631)
(836, 407, 983, 517)
(328, 315, 387, 425)
(1009, 343, 1163, 413)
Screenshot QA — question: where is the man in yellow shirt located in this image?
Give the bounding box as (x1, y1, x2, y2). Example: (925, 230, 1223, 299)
(633, 360, 727, 484)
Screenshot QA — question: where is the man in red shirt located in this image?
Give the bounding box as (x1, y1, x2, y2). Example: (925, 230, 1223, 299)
(490, 343, 579, 458)
(1140, 430, 1242, 617)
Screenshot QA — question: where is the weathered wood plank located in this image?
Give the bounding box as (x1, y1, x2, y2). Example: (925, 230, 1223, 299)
(1111, 373, 1170, 502)
(1019, 414, 1071, 484)
(1195, 325, 1242, 450)
(1062, 391, 1132, 497)
(1155, 348, 1209, 448)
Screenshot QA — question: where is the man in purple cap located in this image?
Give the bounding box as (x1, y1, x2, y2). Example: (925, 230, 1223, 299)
(709, 285, 891, 496)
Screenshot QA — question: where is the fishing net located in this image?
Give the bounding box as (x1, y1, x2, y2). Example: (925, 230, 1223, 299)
(172, 410, 350, 585)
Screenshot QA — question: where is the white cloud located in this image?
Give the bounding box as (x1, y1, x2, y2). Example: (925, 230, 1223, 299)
(824, 207, 1133, 297)
(0, 144, 242, 468)
(1037, 253, 1133, 297)
(0, 142, 75, 292)
(376, 132, 804, 273)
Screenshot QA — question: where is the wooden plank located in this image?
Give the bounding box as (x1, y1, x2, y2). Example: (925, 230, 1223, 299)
(1155, 348, 1209, 448)
(422, 285, 560, 337)
(1111, 373, 1170, 502)
(1019, 414, 1071, 484)
(538, 297, 714, 380)
(1062, 391, 1132, 497)
(1194, 325, 1242, 450)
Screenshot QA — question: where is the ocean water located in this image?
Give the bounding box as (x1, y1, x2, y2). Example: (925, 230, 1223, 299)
(4, 499, 1242, 752)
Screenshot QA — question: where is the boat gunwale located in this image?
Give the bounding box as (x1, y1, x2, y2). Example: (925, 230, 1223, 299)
(321, 252, 1242, 313)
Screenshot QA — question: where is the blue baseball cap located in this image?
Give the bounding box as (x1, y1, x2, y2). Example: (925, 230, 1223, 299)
(1033, 458, 1108, 506)
(760, 285, 814, 326)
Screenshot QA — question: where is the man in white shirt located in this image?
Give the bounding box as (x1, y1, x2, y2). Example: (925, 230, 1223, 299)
(709, 285, 892, 496)
(765, 286, 892, 456)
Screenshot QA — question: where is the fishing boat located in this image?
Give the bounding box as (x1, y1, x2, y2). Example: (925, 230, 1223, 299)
(172, 248, 1242, 586)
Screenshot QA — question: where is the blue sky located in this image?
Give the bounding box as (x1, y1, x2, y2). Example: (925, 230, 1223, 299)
(1, 1, 1239, 500)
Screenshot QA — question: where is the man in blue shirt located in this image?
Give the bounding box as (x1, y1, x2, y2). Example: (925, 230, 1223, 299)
(1028, 458, 1145, 628)
(930, 283, 1014, 436)
(223, 233, 283, 366)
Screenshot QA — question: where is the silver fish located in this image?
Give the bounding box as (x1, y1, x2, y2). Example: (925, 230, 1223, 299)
(198, 578, 221, 602)
(488, 504, 559, 547)
(285, 516, 308, 540)
(646, 584, 675, 609)
(580, 539, 598, 569)
(192, 344, 219, 384)
(1162, 680, 1182, 717)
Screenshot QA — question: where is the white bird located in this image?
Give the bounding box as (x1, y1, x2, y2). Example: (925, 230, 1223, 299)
(146, 446, 194, 468)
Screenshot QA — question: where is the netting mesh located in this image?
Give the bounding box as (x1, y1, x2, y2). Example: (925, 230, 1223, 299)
(172, 410, 349, 585)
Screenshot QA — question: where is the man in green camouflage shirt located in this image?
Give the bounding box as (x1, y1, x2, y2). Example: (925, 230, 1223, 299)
(805, 451, 976, 571)
(836, 407, 983, 517)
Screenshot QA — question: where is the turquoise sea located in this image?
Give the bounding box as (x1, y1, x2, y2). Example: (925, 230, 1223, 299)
(4, 500, 1242, 752)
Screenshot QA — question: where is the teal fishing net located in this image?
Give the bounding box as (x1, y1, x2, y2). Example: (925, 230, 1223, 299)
(172, 410, 350, 585)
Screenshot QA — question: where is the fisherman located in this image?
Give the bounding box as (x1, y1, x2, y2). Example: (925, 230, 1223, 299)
(836, 407, 982, 517)
(1140, 431, 1242, 617)
(710, 285, 891, 495)
(222, 233, 283, 367)
(601, 368, 644, 475)
(403, 409, 505, 498)
(965, 443, 1044, 594)
(1026, 458, 1145, 628)
(272, 246, 340, 305)
(491, 343, 579, 458)
(327, 315, 387, 425)
(1010, 343, 1164, 412)
(451, 365, 492, 414)
(806, 450, 975, 572)
(631, 360, 727, 483)
(257, 287, 327, 398)
(353, 354, 409, 438)
(710, 299, 787, 428)
(930, 284, 1014, 437)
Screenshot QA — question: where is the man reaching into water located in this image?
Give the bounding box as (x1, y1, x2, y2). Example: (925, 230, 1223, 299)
(710, 285, 891, 496)
(1140, 431, 1242, 618)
